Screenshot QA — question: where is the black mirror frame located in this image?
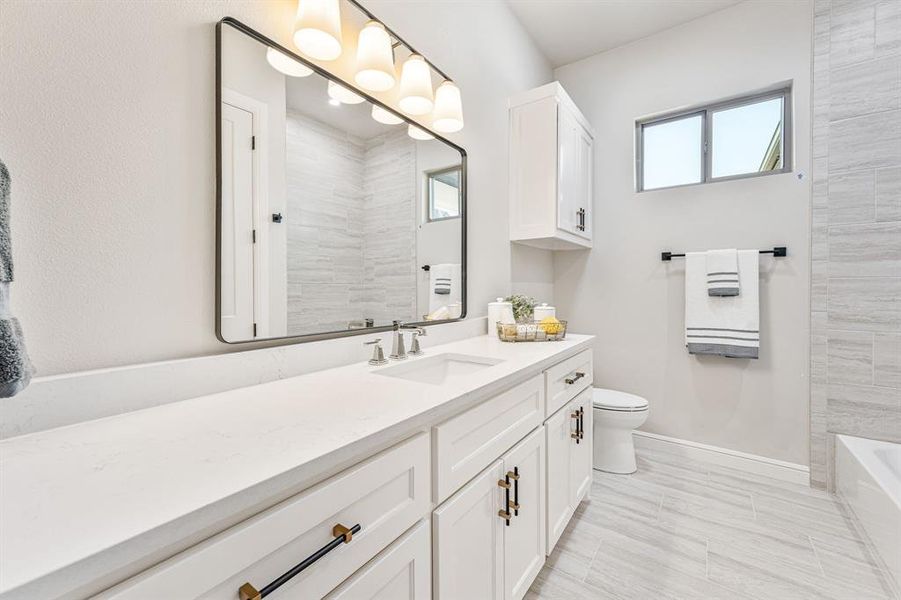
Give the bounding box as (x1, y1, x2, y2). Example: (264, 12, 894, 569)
(215, 17, 467, 345)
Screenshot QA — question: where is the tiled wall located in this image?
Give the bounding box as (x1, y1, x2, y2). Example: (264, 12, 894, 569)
(361, 130, 417, 325)
(285, 111, 366, 334)
(810, 0, 901, 489)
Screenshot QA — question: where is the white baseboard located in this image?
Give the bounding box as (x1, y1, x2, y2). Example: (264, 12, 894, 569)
(633, 430, 810, 486)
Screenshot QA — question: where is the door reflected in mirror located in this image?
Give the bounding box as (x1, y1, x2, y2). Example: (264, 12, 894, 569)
(217, 20, 465, 343)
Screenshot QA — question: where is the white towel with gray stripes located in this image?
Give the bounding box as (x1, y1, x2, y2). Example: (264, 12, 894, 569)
(706, 249, 739, 296)
(685, 250, 759, 359)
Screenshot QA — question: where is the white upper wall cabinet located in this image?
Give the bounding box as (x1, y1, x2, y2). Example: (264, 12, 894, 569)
(509, 82, 595, 250)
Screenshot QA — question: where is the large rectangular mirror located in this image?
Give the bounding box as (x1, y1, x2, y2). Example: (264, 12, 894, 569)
(217, 18, 466, 343)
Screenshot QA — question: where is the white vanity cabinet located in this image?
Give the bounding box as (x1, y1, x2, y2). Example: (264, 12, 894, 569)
(325, 520, 431, 600)
(509, 82, 595, 251)
(432, 428, 545, 600)
(97, 433, 430, 600)
(545, 388, 593, 554)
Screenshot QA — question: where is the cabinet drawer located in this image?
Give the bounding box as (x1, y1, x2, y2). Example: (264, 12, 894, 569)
(544, 350, 593, 417)
(325, 520, 430, 600)
(99, 433, 430, 600)
(433, 375, 545, 503)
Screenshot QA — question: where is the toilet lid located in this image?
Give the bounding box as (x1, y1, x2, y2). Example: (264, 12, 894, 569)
(593, 388, 649, 411)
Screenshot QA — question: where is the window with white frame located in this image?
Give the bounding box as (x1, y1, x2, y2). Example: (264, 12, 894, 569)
(636, 88, 791, 192)
(426, 166, 462, 221)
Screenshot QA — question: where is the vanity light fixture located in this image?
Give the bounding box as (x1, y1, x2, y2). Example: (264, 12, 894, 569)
(407, 124, 434, 140)
(265, 47, 313, 77)
(293, 0, 343, 61)
(431, 80, 464, 133)
(354, 20, 395, 92)
(327, 80, 365, 104)
(372, 105, 404, 125)
(398, 54, 434, 115)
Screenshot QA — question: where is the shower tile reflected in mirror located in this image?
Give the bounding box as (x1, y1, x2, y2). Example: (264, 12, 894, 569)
(218, 21, 465, 343)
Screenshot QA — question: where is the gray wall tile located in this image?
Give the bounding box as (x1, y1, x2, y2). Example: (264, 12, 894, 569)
(827, 169, 875, 224)
(876, 166, 901, 222)
(876, 0, 901, 56)
(827, 277, 901, 332)
(829, 55, 901, 121)
(828, 222, 901, 277)
(874, 332, 901, 387)
(827, 331, 874, 385)
(828, 109, 901, 172)
(830, 3, 875, 67)
(827, 383, 899, 440)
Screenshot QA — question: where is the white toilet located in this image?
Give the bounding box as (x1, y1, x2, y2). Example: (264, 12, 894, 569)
(592, 388, 649, 474)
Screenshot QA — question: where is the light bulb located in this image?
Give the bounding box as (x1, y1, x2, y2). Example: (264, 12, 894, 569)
(293, 0, 343, 61)
(265, 47, 313, 77)
(372, 105, 404, 125)
(327, 80, 365, 104)
(354, 21, 395, 92)
(398, 54, 434, 115)
(408, 124, 434, 140)
(432, 80, 464, 133)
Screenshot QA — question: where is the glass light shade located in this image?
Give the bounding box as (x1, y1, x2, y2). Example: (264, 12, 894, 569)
(372, 105, 404, 125)
(408, 124, 434, 140)
(293, 0, 343, 61)
(265, 47, 313, 77)
(354, 21, 395, 92)
(398, 54, 434, 115)
(327, 80, 365, 104)
(431, 80, 464, 132)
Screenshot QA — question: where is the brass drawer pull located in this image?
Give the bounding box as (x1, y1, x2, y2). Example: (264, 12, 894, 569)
(571, 408, 582, 443)
(565, 371, 586, 385)
(238, 522, 361, 600)
(498, 509, 512, 521)
(509, 467, 520, 516)
(497, 479, 511, 490)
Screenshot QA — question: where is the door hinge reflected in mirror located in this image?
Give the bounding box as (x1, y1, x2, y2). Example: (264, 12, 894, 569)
(252, 229, 256, 244)
(253, 322, 257, 337)
(251, 135, 256, 150)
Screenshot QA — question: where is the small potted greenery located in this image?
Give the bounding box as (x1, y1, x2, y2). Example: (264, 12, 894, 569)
(505, 294, 537, 323)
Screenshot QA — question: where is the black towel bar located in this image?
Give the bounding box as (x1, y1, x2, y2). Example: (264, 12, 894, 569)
(661, 247, 786, 262)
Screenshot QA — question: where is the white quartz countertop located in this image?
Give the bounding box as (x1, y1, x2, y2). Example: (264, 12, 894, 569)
(0, 334, 594, 598)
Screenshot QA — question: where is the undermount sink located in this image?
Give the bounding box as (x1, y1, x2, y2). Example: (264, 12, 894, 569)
(374, 353, 504, 386)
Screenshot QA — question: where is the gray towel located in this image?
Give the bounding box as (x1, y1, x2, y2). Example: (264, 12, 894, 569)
(0, 160, 12, 282)
(0, 160, 34, 396)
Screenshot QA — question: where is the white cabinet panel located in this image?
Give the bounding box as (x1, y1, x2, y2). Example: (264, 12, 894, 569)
(433, 375, 545, 503)
(545, 349, 593, 417)
(433, 460, 505, 600)
(544, 403, 575, 554)
(325, 520, 430, 600)
(502, 428, 546, 600)
(99, 434, 430, 600)
(569, 388, 593, 506)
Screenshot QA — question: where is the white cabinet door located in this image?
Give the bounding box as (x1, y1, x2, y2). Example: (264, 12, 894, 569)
(433, 460, 505, 600)
(569, 389, 593, 506)
(556, 106, 581, 237)
(575, 123, 593, 241)
(544, 403, 574, 555)
(325, 520, 430, 600)
(502, 428, 546, 600)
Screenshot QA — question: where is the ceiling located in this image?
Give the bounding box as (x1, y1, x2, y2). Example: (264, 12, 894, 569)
(507, 0, 742, 67)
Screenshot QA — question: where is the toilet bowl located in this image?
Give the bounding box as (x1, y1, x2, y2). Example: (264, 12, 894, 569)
(592, 388, 649, 474)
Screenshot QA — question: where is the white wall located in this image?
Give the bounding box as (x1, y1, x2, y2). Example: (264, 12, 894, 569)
(0, 0, 552, 376)
(554, 0, 812, 465)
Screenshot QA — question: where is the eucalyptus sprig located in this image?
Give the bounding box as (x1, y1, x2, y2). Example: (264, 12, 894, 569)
(505, 294, 537, 323)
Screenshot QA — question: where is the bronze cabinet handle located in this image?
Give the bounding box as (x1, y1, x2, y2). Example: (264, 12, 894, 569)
(239, 522, 361, 600)
(500, 472, 512, 526)
(509, 467, 520, 516)
(565, 372, 586, 385)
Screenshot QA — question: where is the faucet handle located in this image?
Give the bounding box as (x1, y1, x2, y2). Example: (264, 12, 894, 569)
(364, 338, 388, 366)
(408, 331, 424, 356)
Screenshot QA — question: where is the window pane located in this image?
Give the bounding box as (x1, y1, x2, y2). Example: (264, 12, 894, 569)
(428, 169, 460, 220)
(642, 114, 702, 190)
(711, 97, 783, 179)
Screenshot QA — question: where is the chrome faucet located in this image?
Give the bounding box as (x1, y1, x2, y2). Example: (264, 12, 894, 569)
(389, 321, 427, 360)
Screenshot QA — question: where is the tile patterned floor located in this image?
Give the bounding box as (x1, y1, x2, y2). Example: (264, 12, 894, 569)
(528, 440, 898, 600)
